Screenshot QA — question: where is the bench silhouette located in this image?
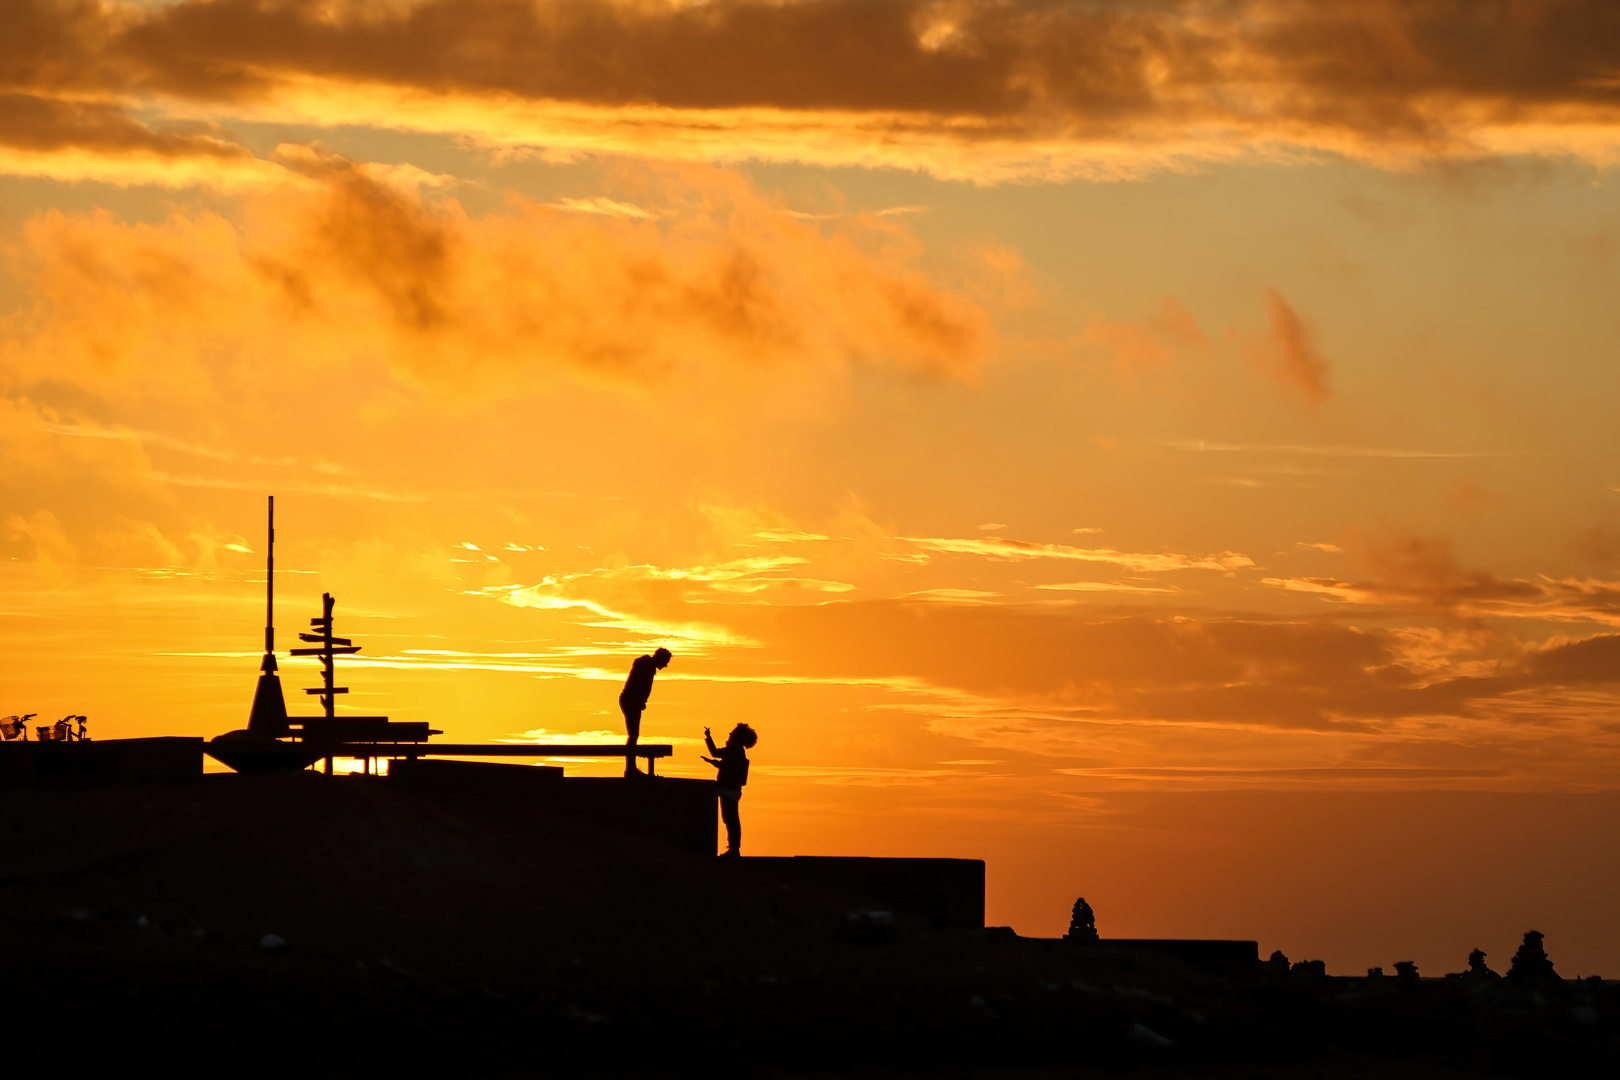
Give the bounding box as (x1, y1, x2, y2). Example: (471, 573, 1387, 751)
(325, 742, 675, 774)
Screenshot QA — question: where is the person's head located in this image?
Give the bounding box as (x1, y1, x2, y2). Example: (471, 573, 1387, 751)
(727, 723, 758, 749)
(652, 647, 672, 669)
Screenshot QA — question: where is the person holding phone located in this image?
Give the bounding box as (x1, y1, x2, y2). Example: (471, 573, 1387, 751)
(703, 723, 757, 857)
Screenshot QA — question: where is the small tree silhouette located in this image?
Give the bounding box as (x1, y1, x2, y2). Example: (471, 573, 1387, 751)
(1064, 897, 1099, 942)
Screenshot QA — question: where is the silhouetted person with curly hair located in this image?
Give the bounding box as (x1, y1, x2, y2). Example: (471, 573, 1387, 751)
(703, 723, 756, 857)
(619, 647, 671, 776)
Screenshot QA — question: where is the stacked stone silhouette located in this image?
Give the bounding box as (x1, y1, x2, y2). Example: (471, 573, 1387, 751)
(1463, 947, 1500, 981)
(1507, 930, 1559, 985)
(1064, 896, 1099, 943)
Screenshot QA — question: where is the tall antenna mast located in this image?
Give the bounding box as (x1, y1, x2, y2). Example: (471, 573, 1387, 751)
(262, 494, 277, 672)
(246, 494, 290, 737)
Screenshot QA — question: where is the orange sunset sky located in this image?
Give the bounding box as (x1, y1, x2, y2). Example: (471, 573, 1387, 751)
(5, 0, 1620, 975)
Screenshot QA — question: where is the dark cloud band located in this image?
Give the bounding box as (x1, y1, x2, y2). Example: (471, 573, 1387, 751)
(6, 1, 1620, 176)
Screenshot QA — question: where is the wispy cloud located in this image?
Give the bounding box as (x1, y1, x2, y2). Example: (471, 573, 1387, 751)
(1264, 574, 1620, 626)
(545, 557, 855, 597)
(900, 588, 1002, 604)
(751, 529, 830, 543)
(1035, 582, 1177, 594)
(150, 471, 423, 502)
(753, 765, 966, 787)
(1208, 476, 1314, 489)
(472, 585, 756, 649)
(32, 419, 347, 474)
(903, 536, 1253, 573)
(336, 655, 603, 677)
(1056, 766, 1506, 784)
(547, 196, 657, 220)
(602, 556, 808, 582)
(499, 727, 702, 747)
(1166, 440, 1507, 459)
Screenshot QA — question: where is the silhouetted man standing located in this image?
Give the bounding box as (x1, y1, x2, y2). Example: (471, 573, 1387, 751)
(619, 647, 671, 776)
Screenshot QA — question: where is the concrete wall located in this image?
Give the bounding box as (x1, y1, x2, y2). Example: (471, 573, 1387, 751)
(742, 855, 986, 930)
(390, 759, 717, 857)
(0, 737, 203, 788)
(1102, 939, 1260, 975)
(390, 763, 988, 929)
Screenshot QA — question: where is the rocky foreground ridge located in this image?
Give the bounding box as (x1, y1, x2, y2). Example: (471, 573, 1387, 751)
(0, 773, 1614, 1077)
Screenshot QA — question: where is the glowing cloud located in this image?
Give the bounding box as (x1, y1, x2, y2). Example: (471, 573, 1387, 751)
(0, 157, 991, 400)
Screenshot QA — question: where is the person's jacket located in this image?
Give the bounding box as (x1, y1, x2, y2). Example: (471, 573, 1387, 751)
(714, 745, 750, 789)
(619, 654, 658, 709)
